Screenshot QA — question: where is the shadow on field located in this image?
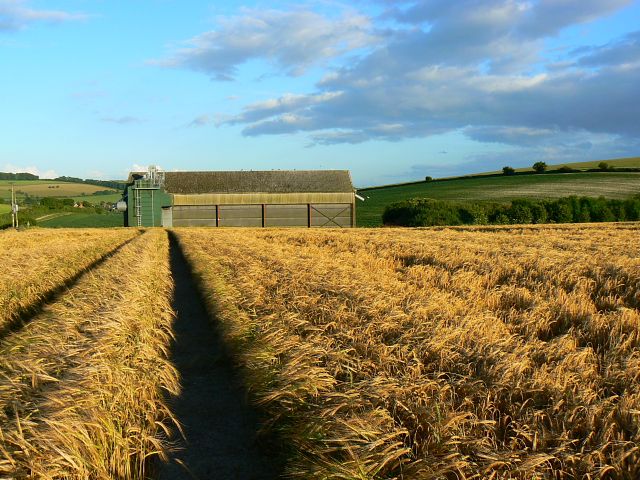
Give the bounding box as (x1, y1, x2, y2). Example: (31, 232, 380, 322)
(156, 235, 283, 480)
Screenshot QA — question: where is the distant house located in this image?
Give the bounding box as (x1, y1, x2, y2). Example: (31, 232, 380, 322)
(121, 167, 356, 228)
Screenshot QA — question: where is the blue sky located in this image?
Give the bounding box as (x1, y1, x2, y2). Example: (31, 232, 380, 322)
(1, 0, 639, 186)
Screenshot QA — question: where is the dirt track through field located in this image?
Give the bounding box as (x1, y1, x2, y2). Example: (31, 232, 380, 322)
(157, 237, 282, 480)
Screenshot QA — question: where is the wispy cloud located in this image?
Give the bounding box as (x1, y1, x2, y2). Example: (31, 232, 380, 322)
(101, 116, 144, 125)
(197, 0, 637, 163)
(187, 115, 214, 127)
(0, 0, 87, 31)
(152, 8, 379, 80)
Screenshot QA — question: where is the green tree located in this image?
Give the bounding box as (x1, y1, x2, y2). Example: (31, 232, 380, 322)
(530, 203, 548, 223)
(598, 161, 610, 171)
(532, 161, 547, 173)
(502, 166, 515, 175)
(508, 200, 533, 224)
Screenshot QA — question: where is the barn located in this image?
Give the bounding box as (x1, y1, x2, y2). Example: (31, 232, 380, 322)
(121, 167, 356, 228)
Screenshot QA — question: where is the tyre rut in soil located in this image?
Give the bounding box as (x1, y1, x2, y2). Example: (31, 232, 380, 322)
(157, 235, 283, 480)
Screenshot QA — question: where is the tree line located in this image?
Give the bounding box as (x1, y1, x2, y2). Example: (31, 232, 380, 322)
(0, 172, 39, 180)
(0, 172, 125, 190)
(383, 195, 640, 227)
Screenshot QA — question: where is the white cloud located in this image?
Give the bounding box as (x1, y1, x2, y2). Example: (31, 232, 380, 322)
(207, 1, 638, 155)
(188, 115, 213, 127)
(0, 0, 87, 31)
(128, 164, 148, 174)
(152, 8, 379, 80)
(86, 170, 107, 180)
(101, 116, 143, 125)
(150, 0, 638, 168)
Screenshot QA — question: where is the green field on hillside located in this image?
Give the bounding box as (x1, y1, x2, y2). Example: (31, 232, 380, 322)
(357, 172, 640, 226)
(0, 180, 118, 200)
(478, 156, 640, 175)
(72, 193, 122, 203)
(548, 156, 640, 170)
(0, 204, 10, 214)
(38, 212, 124, 228)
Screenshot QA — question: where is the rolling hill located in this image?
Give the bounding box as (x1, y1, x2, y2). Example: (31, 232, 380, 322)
(0, 180, 119, 202)
(357, 171, 640, 227)
(478, 156, 640, 176)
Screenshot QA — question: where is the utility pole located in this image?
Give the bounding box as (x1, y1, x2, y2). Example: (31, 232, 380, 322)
(10, 183, 15, 229)
(10, 183, 18, 229)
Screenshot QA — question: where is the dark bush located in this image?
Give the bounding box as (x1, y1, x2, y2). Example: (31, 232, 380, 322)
(383, 199, 467, 227)
(530, 203, 548, 223)
(40, 197, 65, 209)
(507, 199, 534, 224)
(532, 161, 547, 173)
(459, 204, 488, 225)
(383, 195, 640, 227)
(502, 166, 516, 175)
(589, 197, 615, 222)
(0, 213, 37, 230)
(623, 196, 640, 220)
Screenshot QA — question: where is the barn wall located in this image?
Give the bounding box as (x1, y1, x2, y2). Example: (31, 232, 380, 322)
(171, 201, 354, 228)
(218, 205, 263, 227)
(265, 204, 308, 227)
(310, 204, 352, 228)
(173, 205, 217, 227)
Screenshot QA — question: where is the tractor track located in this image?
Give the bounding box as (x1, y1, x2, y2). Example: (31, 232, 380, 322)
(156, 234, 283, 480)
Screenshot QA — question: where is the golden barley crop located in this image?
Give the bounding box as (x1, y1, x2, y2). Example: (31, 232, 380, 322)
(0, 228, 138, 334)
(0, 229, 178, 479)
(174, 223, 640, 479)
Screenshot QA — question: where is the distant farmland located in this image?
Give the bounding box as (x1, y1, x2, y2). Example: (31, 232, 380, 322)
(357, 172, 640, 226)
(0, 180, 118, 201)
(72, 193, 122, 203)
(477, 156, 640, 176)
(37, 212, 123, 228)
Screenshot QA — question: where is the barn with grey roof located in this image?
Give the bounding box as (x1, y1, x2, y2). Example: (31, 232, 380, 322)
(121, 167, 356, 228)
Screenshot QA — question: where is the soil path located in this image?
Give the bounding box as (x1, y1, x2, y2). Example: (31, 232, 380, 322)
(157, 236, 282, 480)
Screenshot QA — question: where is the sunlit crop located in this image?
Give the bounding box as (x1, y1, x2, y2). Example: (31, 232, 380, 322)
(0, 230, 177, 479)
(175, 224, 640, 479)
(0, 228, 138, 333)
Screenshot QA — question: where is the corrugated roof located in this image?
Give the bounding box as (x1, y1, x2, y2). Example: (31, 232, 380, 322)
(162, 170, 354, 194)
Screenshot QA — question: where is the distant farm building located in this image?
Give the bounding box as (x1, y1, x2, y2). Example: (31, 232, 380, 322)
(121, 167, 356, 228)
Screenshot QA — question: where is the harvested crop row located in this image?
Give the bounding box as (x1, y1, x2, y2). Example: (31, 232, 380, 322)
(0, 228, 139, 333)
(175, 226, 640, 479)
(0, 229, 178, 479)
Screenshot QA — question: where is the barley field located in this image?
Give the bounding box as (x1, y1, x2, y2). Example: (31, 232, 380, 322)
(0, 228, 138, 333)
(0, 224, 638, 479)
(174, 224, 640, 479)
(0, 229, 177, 478)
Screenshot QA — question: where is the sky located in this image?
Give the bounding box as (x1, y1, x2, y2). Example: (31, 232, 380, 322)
(1, 0, 639, 187)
